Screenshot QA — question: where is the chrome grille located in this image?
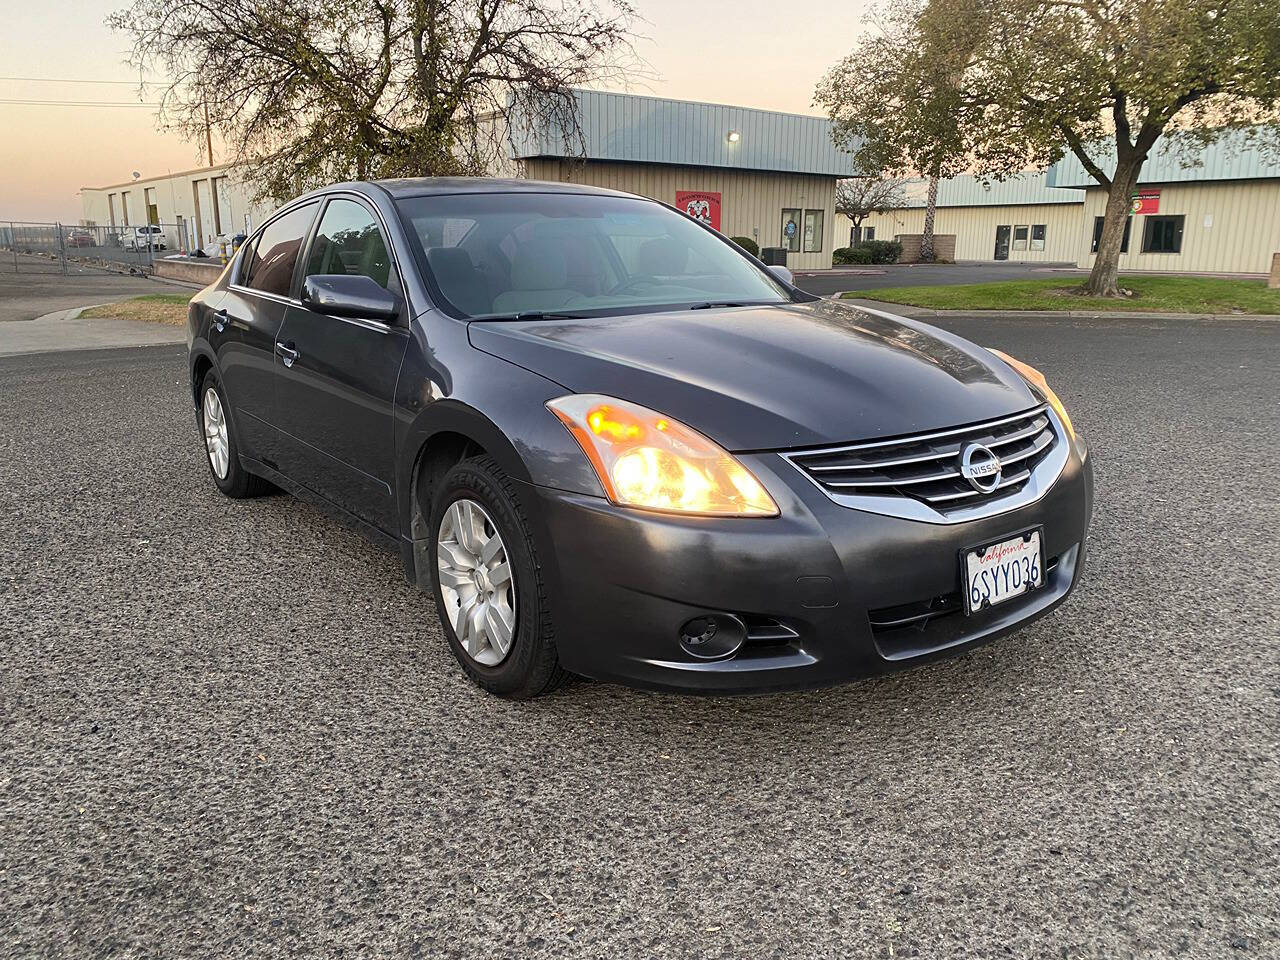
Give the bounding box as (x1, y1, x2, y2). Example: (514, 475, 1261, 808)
(785, 405, 1058, 512)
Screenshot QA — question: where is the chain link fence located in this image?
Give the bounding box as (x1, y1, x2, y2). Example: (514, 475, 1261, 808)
(0, 220, 200, 276)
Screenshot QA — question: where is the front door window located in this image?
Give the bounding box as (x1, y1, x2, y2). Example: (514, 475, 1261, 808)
(305, 198, 396, 291)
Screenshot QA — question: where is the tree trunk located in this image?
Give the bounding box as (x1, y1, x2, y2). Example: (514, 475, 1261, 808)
(920, 175, 939, 263)
(1081, 159, 1143, 297)
(850, 214, 864, 245)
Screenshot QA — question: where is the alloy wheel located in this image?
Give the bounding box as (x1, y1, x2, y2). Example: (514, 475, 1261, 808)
(436, 498, 517, 666)
(202, 387, 230, 479)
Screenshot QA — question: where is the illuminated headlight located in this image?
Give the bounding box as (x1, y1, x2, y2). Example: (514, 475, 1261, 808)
(547, 395, 779, 517)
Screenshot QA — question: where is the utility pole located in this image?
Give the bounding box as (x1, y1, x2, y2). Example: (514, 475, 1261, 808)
(204, 100, 214, 167)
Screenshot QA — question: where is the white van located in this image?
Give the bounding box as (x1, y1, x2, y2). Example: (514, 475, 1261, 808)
(125, 225, 167, 251)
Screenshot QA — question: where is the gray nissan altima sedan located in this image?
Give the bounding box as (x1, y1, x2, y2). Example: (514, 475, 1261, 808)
(186, 178, 1093, 698)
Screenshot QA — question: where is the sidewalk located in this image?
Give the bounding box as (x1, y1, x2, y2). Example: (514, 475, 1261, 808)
(0, 304, 186, 357)
(838, 296, 1280, 323)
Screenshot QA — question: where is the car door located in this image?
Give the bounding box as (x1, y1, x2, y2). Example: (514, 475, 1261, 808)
(215, 201, 320, 465)
(271, 195, 410, 533)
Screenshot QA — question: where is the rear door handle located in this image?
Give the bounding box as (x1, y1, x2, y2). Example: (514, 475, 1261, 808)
(275, 340, 300, 367)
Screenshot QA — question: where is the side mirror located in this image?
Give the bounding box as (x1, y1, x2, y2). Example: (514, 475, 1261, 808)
(767, 264, 794, 286)
(301, 274, 399, 322)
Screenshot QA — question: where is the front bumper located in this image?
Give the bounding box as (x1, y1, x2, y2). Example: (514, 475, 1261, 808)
(526, 445, 1094, 694)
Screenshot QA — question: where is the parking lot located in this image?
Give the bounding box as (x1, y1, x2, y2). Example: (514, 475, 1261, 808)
(793, 261, 1084, 297)
(2, 313, 1277, 957)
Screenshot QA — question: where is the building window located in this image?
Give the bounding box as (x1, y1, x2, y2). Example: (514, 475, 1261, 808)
(1013, 225, 1029, 251)
(864, 226, 875, 243)
(1142, 215, 1184, 254)
(107, 194, 118, 228)
(803, 209, 824, 253)
(1030, 224, 1046, 251)
(1091, 216, 1131, 254)
(780, 208, 801, 252)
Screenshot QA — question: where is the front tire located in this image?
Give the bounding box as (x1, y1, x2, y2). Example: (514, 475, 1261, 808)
(198, 369, 270, 499)
(428, 456, 566, 699)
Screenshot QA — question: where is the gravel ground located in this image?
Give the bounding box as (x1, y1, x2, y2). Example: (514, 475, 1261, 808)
(2, 314, 1277, 959)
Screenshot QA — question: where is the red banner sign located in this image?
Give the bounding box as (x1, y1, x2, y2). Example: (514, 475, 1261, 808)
(1131, 188, 1161, 215)
(676, 191, 722, 231)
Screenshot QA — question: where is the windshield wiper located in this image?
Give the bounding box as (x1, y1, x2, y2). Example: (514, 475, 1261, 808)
(689, 301, 752, 310)
(475, 311, 586, 322)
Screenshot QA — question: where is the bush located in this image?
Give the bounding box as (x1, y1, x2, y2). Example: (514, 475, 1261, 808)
(834, 245, 872, 265)
(730, 235, 759, 257)
(835, 241, 902, 265)
(862, 240, 902, 264)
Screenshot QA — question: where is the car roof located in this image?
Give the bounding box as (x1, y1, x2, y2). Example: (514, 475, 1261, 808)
(306, 177, 646, 202)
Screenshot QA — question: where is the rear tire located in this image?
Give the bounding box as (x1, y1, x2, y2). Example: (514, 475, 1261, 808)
(198, 369, 270, 499)
(428, 455, 566, 699)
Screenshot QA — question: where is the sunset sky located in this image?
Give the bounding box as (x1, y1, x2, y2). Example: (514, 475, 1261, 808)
(0, 0, 871, 222)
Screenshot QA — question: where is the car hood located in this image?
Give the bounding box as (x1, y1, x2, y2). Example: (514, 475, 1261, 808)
(468, 299, 1038, 451)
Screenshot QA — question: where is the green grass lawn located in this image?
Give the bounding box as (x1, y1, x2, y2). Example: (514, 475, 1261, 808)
(843, 276, 1280, 314)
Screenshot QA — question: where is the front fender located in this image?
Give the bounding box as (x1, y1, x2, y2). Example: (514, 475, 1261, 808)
(392, 312, 608, 578)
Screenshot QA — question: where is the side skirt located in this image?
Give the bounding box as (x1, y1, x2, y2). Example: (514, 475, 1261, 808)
(239, 455, 402, 557)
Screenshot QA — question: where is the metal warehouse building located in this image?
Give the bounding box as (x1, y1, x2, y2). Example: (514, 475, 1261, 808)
(842, 128, 1280, 275)
(80, 164, 272, 253)
(501, 89, 859, 270)
(1046, 128, 1280, 275)
(840, 173, 1085, 263)
(82, 90, 858, 269)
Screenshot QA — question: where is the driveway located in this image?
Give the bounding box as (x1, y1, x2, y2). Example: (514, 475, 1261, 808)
(1, 315, 1277, 958)
(0, 270, 159, 323)
(793, 261, 1082, 298)
(0, 271, 190, 356)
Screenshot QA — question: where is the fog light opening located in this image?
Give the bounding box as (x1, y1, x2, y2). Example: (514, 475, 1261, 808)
(679, 613, 746, 660)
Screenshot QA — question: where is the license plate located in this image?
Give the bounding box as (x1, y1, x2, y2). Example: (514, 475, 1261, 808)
(962, 529, 1044, 614)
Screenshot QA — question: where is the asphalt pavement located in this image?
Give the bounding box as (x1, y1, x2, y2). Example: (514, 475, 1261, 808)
(792, 262, 1083, 298)
(0, 270, 159, 323)
(2, 314, 1277, 958)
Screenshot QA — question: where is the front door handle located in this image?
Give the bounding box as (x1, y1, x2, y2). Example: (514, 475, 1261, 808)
(275, 340, 300, 367)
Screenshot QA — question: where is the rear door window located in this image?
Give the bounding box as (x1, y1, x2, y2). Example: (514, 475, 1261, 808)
(243, 202, 319, 298)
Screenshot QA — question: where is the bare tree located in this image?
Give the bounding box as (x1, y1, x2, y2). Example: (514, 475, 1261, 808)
(109, 0, 640, 204)
(835, 176, 909, 245)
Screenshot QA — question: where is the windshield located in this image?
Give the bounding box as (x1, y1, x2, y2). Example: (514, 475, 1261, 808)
(395, 192, 792, 319)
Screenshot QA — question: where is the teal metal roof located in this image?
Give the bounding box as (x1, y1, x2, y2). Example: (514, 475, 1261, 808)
(1046, 126, 1280, 188)
(886, 173, 1081, 208)
(508, 89, 859, 177)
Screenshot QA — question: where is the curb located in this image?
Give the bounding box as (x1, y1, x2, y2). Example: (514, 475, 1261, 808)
(26, 303, 113, 324)
(831, 296, 1280, 323)
(148, 274, 206, 291)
